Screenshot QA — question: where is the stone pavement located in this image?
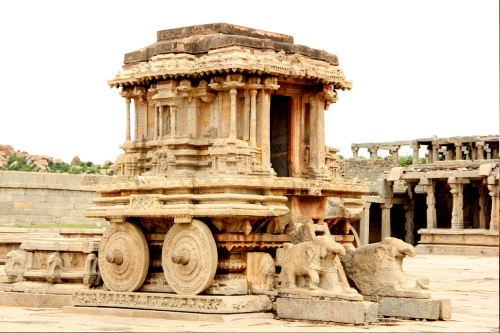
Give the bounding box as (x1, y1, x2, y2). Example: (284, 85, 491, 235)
(0, 254, 498, 332)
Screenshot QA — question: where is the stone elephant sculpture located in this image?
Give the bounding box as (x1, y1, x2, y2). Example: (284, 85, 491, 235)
(279, 235, 346, 290)
(340, 237, 430, 298)
(5, 249, 28, 282)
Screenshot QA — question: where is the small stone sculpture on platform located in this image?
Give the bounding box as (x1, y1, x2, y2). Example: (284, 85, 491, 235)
(278, 235, 361, 300)
(340, 237, 430, 298)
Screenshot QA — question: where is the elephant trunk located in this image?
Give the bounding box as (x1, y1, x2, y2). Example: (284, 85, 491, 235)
(400, 246, 416, 257)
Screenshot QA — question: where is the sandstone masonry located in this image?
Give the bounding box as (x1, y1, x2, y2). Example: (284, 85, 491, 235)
(0, 171, 110, 227)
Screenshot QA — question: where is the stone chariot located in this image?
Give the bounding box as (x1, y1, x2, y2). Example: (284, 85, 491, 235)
(86, 23, 367, 296)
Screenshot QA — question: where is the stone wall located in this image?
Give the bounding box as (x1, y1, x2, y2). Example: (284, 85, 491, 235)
(340, 157, 398, 186)
(0, 171, 111, 227)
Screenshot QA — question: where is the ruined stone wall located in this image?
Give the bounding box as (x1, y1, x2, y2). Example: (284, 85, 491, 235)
(0, 171, 111, 227)
(340, 157, 398, 186)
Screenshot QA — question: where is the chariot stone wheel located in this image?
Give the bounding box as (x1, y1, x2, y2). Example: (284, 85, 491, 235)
(162, 219, 218, 295)
(98, 221, 149, 292)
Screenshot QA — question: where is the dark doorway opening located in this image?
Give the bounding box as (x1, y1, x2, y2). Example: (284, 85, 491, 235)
(270, 95, 290, 177)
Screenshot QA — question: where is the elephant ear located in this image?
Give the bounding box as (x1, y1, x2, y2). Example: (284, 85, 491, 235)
(305, 244, 316, 264)
(376, 245, 387, 261)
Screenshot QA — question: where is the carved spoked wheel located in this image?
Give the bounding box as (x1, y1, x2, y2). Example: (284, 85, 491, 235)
(162, 219, 218, 295)
(98, 222, 149, 292)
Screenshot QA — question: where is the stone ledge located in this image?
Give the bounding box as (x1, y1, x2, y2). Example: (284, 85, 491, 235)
(0, 291, 72, 308)
(378, 297, 451, 320)
(276, 297, 378, 324)
(416, 244, 499, 256)
(63, 305, 274, 323)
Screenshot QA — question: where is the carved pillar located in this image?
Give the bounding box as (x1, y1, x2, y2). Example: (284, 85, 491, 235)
(432, 144, 439, 163)
(420, 178, 436, 229)
(488, 182, 499, 231)
(462, 145, 470, 160)
(309, 93, 326, 174)
(455, 143, 462, 160)
(257, 89, 271, 169)
(404, 181, 417, 244)
(217, 92, 223, 137)
(368, 146, 378, 160)
(154, 105, 159, 140)
(352, 146, 359, 159)
(159, 105, 164, 138)
(170, 105, 177, 137)
(249, 89, 257, 147)
(381, 203, 392, 239)
(389, 146, 399, 161)
(411, 142, 420, 165)
(243, 90, 250, 141)
(288, 95, 301, 177)
(125, 97, 131, 141)
(360, 201, 371, 245)
(476, 141, 485, 160)
(133, 97, 138, 140)
(229, 89, 237, 139)
(479, 183, 488, 229)
(187, 99, 198, 137)
(426, 145, 433, 163)
(485, 144, 492, 160)
(404, 204, 415, 244)
(449, 177, 469, 229)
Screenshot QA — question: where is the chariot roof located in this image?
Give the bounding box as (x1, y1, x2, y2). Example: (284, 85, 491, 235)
(108, 23, 352, 90)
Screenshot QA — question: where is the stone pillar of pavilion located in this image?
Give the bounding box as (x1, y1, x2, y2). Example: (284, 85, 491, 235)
(388, 146, 399, 161)
(120, 90, 133, 141)
(479, 184, 489, 229)
(454, 142, 463, 160)
(420, 178, 437, 229)
(487, 178, 499, 231)
(170, 104, 177, 137)
(360, 201, 371, 245)
(352, 146, 359, 159)
(476, 141, 485, 160)
(368, 146, 378, 160)
(411, 142, 420, 165)
(308, 91, 328, 179)
(449, 177, 470, 229)
(404, 181, 418, 244)
(426, 145, 433, 163)
(381, 202, 392, 239)
(249, 90, 258, 147)
(256, 77, 279, 172)
(485, 144, 492, 160)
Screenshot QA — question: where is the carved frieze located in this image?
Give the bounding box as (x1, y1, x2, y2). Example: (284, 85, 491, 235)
(73, 291, 272, 313)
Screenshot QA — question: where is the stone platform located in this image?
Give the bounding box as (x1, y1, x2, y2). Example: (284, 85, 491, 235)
(417, 229, 499, 256)
(72, 291, 272, 314)
(0, 254, 498, 331)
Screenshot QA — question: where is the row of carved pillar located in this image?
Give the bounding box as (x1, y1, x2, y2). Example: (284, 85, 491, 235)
(352, 141, 497, 164)
(360, 178, 499, 245)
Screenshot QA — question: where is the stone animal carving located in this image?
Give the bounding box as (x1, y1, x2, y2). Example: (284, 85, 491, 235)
(44, 252, 64, 283)
(340, 237, 430, 298)
(279, 236, 346, 290)
(5, 249, 28, 282)
(249, 252, 275, 293)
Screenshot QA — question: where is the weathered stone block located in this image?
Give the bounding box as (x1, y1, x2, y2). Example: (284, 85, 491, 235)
(378, 297, 451, 320)
(276, 297, 378, 324)
(73, 291, 272, 314)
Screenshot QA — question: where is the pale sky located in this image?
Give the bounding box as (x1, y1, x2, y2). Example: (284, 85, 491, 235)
(0, 0, 498, 164)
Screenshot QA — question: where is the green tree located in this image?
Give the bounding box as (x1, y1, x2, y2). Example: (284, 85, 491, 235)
(397, 155, 413, 167)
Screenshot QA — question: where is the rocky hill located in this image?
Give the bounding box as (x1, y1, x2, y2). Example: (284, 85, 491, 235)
(0, 144, 116, 175)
